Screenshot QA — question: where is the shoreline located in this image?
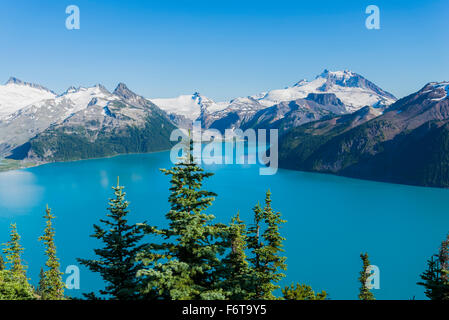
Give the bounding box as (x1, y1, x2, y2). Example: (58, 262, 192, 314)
(0, 140, 245, 173)
(0, 148, 172, 173)
(2, 148, 449, 191)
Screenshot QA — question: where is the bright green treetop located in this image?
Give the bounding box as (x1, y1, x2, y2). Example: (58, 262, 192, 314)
(0, 223, 35, 300)
(218, 212, 254, 299)
(38, 205, 65, 300)
(358, 252, 375, 300)
(247, 190, 287, 300)
(418, 234, 449, 300)
(3, 223, 27, 276)
(282, 283, 327, 300)
(78, 178, 145, 300)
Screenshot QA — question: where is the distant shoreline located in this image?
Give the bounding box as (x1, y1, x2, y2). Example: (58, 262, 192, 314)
(0, 148, 172, 173)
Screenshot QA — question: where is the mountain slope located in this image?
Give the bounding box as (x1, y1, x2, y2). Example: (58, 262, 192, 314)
(0, 83, 117, 155)
(204, 96, 267, 131)
(7, 83, 176, 162)
(278, 82, 449, 187)
(256, 70, 396, 112)
(241, 93, 350, 133)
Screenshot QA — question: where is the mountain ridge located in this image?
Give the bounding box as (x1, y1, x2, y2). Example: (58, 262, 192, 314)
(0, 80, 176, 162)
(149, 69, 397, 130)
(277, 81, 449, 187)
(3, 73, 449, 188)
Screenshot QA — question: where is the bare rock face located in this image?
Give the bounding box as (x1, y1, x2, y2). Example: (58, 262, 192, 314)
(240, 93, 350, 133)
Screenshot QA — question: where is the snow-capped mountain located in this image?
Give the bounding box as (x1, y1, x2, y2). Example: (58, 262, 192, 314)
(150, 92, 227, 121)
(0, 77, 56, 119)
(2, 81, 175, 162)
(205, 69, 397, 131)
(0, 78, 177, 157)
(0, 81, 119, 155)
(254, 69, 397, 112)
(149, 70, 397, 130)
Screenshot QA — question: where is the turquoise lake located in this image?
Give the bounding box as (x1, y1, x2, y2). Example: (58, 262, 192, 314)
(1, 145, 449, 300)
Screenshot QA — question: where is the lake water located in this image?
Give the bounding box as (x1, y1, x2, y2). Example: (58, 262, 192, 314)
(1, 144, 448, 300)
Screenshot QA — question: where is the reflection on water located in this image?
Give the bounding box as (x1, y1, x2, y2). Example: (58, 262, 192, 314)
(0, 170, 43, 215)
(99, 170, 110, 189)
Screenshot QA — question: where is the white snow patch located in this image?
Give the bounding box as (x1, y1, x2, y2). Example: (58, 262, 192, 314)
(150, 93, 227, 120)
(430, 82, 449, 101)
(0, 83, 56, 119)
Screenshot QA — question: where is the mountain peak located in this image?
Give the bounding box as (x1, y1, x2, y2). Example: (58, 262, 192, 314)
(317, 69, 354, 80)
(58, 84, 110, 97)
(5, 76, 24, 85)
(64, 86, 78, 94)
(417, 82, 449, 101)
(314, 70, 397, 101)
(318, 69, 330, 78)
(5, 76, 55, 94)
(94, 83, 109, 92)
(429, 81, 449, 90)
(192, 91, 203, 101)
(113, 83, 138, 100)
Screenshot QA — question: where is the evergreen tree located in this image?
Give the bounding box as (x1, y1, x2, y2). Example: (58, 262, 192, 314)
(247, 191, 287, 300)
(0, 255, 4, 271)
(38, 205, 65, 300)
(282, 283, 327, 300)
(219, 213, 253, 299)
(3, 223, 27, 276)
(0, 269, 36, 300)
(247, 202, 263, 298)
(138, 137, 227, 300)
(418, 234, 449, 300)
(439, 234, 449, 283)
(0, 223, 35, 300)
(358, 252, 375, 300)
(78, 178, 145, 300)
(37, 267, 45, 298)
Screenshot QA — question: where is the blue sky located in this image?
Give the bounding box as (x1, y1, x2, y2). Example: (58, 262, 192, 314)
(0, 0, 448, 101)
